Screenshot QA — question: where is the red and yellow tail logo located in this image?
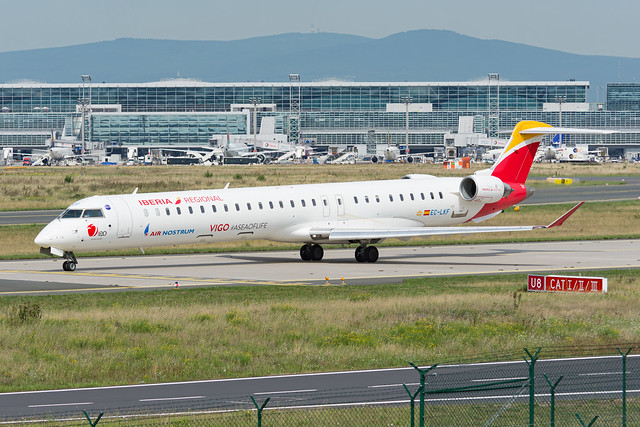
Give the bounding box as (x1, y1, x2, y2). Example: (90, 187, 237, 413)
(490, 121, 551, 184)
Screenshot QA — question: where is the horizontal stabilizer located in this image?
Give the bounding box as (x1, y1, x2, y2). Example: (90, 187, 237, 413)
(520, 127, 617, 135)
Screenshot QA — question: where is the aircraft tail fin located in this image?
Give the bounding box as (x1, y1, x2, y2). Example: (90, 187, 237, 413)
(489, 121, 551, 184)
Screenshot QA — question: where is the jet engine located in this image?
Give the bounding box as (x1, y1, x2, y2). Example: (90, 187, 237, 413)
(459, 175, 512, 203)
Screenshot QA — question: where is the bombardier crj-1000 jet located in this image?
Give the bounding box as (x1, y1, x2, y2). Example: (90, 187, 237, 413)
(35, 121, 600, 271)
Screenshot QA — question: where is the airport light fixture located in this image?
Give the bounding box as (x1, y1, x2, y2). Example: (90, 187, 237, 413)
(400, 96, 413, 152)
(555, 96, 567, 144)
(80, 75, 92, 155)
(249, 97, 262, 149)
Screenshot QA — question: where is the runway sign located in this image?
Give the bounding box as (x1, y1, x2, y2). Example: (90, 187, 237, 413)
(527, 274, 607, 293)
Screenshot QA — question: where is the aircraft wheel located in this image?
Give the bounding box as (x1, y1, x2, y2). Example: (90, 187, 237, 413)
(310, 244, 324, 261)
(355, 246, 366, 263)
(364, 246, 379, 263)
(371, 156, 378, 163)
(300, 244, 312, 261)
(62, 261, 76, 271)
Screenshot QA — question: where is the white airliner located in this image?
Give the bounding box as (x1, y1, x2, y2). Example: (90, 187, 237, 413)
(35, 121, 598, 271)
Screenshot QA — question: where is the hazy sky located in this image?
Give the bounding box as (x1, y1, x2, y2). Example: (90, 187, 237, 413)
(2, 0, 639, 57)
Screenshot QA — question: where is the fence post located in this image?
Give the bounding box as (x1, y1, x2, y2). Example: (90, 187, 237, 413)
(575, 413, 599, 426)
(82, 410, 103, 426)
(250, 395, 270, 427)
(617, 347, 633, 427)
(524, 347, 541, 427)
(543, 374, 563, 427)
(403, 383, 422, 427)
(409, 362, 438, 427)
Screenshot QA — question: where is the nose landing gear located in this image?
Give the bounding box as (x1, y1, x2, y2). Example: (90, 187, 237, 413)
(62, 251, 78, 271)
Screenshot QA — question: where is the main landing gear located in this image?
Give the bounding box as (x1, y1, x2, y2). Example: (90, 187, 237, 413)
(355, 245, 379, 263)
(62, 251, 77, 271)
(299, 244, 379, 263)
(300, 243, 324, 261)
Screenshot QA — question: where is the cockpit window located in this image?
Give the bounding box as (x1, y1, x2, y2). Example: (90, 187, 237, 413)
(60, 209, 83, 219)
(82, 209, 104, 218)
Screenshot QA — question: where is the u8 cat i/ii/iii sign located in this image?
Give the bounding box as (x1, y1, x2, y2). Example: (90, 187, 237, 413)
(527, 275, 607, 293)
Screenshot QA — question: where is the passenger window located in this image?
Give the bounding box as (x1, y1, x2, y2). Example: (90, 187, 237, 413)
(188, 206, 193, 214)
(165, 207, 171, 216)
(212, 205, 217, 213)
(375, 195, 380, 203)
(337, 198, 342, 205)
(224, 204, 229, 212)
(290, 200, 295, 208)
(176, 207, 181, 215)
(312, 199, 317, 207)
(247, 203, 252, 210)
(143, 209, 149, 217)
(155, 208, 160, 216)
(323, 199, 328, 206)
(269, 201, 274, 209)
(258, 202, 263, 210)
(235, 203, 240, 211)
(439, 192, 443, 199)
(420, 193, 425, 200)
(301, 200, 306, 207)
(354, 196, 358, 204)
(389, 195, 393, 202)
(399, 194, 404, 202)
(410, 193, 414, 201)
(200, 206, 205, 213)
(364, 196, 369, 203)
(430, 192, 434, 200)
(279, 201, 284, 208)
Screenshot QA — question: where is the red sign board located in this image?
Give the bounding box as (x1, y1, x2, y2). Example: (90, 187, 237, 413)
(528, 274, 607, 293)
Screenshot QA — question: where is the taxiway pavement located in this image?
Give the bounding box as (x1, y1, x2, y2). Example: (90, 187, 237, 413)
(0, 239, 638, 295)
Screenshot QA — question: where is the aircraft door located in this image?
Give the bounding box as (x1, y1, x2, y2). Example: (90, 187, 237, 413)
(107, 196, 133, 238)
(320, 195, 330, 217)
(335, 194, 345, 216)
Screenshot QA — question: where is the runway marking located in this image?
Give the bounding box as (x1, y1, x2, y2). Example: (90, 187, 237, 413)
(253, 389, 317, 395)
(28, 402, 93, 408)
(579, 371, 626, 377)
(139, 396, 205, 402)
(368, 383, 419, 389)
(0, 287, 134, 295)
(472, 377, 528, 382)
(0, 269, 313, 288)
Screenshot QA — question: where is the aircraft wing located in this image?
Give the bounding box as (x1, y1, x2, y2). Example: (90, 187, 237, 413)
(313, 202, 583, 242)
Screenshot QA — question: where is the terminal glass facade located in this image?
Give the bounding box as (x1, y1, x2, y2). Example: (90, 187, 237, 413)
(90, 112, 248, 146)
(1, 79, 639, 149)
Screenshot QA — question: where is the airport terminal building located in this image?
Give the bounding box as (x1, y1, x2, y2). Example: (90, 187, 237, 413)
(1, 77, 640, 156)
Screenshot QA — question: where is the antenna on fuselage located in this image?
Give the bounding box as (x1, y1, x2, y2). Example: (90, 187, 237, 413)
(132, 187, 138, 194)
(223, 182, 230, 190)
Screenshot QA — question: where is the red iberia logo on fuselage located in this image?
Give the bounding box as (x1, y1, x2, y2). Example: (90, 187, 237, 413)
(138, 195, 223, 206)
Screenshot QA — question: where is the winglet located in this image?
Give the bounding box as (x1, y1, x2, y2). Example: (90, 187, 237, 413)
(536, 202, 584, 229)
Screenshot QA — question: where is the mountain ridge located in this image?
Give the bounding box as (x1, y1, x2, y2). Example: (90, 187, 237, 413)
(0, 30, 638, 97)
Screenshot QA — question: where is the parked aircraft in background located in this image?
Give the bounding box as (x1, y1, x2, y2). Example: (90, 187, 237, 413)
(35, 121, 604, 271)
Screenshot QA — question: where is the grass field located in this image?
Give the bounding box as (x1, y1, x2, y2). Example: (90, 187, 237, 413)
(0, 269, 638, 392)
(1, 162, 639, 399)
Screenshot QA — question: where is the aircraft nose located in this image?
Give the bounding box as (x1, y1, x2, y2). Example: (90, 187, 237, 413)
(34, 223, 58, 247)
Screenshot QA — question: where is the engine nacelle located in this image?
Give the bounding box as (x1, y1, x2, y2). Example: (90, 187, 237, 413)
(459, 175, 511, 203)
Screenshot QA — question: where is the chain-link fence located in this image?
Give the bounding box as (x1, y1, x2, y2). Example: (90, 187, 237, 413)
(4, 346, 639, 426)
